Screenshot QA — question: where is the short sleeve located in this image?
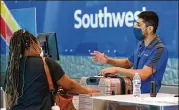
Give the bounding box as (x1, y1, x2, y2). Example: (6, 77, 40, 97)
(45, 57, 65, 82)
(145, 47, 168, 71)
(128, 53, 134, 65)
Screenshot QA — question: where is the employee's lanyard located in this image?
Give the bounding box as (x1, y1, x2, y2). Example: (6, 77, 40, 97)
(136, 45, 147, 69)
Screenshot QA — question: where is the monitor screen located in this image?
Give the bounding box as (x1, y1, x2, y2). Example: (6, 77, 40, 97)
(37, 32, 59, 60)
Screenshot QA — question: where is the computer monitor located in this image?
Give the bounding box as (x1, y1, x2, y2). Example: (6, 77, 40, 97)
(37, 32, 59, 61)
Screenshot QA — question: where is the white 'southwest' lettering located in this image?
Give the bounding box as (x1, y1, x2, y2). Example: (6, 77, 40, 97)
(74, 7, 146, 29)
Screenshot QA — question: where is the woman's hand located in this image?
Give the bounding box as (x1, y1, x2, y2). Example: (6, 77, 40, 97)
(86, 88, 102, 94)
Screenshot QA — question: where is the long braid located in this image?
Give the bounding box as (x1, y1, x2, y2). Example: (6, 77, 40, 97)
(5, 29, 39, 109)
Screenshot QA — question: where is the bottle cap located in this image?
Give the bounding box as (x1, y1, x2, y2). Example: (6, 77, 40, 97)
(51, 103, 60, 110)
(135, 73, 139, 75)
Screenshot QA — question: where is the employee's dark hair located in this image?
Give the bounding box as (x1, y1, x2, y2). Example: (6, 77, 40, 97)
(138, 11, 159, 33)
(5, 29, 38, 108)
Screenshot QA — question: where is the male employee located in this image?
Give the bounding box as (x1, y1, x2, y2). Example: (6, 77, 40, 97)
(91, 11, 168, 93)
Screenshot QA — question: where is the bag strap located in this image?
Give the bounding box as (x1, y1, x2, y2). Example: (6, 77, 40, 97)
(41, 57, 55, 91)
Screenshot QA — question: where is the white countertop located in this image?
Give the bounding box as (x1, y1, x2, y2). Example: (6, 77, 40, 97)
(91, 93, 178, 106)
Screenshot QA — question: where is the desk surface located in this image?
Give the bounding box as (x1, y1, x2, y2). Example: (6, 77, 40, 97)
(91, 93, 178, 107)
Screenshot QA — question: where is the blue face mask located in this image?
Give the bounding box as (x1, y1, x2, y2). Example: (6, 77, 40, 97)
(133, 27, 144, 41)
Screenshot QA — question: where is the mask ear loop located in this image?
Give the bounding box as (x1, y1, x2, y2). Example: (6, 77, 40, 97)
(143, 27, 148, 37)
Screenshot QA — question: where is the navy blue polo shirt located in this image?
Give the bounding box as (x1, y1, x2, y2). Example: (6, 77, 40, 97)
(128, 37, 168, 93)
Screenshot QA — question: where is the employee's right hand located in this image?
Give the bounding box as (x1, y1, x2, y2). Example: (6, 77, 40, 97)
(90, 51, 108, 64)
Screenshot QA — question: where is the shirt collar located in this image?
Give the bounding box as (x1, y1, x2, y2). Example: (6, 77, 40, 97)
(147, 36, 161, 48)
(139, 35, 161, 49)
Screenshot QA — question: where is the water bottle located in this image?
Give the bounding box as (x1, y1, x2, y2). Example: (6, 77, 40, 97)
(133, 73, 141, 97)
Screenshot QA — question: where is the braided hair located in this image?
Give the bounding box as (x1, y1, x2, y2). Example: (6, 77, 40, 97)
(5, 29, 40, 109)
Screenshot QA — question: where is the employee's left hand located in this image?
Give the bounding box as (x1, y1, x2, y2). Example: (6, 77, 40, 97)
(100, 67, 119, 76)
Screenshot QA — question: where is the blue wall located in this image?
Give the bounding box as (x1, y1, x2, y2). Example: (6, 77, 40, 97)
(5, 1, 178, 58)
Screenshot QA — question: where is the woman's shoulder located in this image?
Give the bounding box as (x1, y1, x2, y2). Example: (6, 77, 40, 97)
(20, 56, 44, 65)
(44, 57, 57, 65)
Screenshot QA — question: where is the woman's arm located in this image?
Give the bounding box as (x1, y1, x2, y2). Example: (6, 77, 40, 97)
(57, 74, 101, 94)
